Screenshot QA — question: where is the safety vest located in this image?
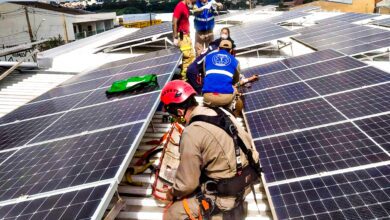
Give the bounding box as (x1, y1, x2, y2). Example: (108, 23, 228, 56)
(202, 50, 238, 94)
(194, 0, 215, 32)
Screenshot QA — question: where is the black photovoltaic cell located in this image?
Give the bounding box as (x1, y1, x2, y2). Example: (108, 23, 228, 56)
(243, 82, 317, 111)
(241, 70, 300, 94)
(102, 62, 177, 87)
(269, 165, 390, 220)
(306, 67, 390, 95)
(76, 74, 170, 108)
(31, 78, 108, 102)
(245, 99, 344, 138)
(0, 184, 109, 220)
(281, 49, 343, 68)
(326, 84, 390, 119)
(255, 122, 389, 182)
(0, 92, 88, 124)
(0, 123, 142, 202)
(0, 151, 15, 164)
(242, 61, 287, 76)
(372, 18, 390, 28)
(0, 114, 61, 151)
(29, 92, 159, 144)
(101, 22, 172, 48)
(355, 114, 390, 152)
(291, 56, 367, 80)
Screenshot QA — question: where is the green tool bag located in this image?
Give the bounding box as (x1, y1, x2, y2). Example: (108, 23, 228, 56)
(106, 74, 158, 94)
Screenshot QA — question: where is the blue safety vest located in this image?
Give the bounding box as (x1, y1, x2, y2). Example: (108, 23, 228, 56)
(202, 50, 238, 94)
(194, 0, 215, 32)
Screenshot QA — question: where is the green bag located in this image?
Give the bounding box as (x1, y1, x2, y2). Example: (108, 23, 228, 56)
(106, 74, 158, 94)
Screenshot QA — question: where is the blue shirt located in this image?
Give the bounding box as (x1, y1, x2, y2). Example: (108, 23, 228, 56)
(202, 50, 238, 94)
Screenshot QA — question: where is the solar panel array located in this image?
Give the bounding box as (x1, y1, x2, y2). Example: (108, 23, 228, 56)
(294, 21, 390, 55)
(372, 17, 390, 28)
(228, 21, 299, 50)
(100, 22, 172, 49)
(267, 11, 309, 24)
(317, 12, 380, 23)
(0, 48, 182, 219)
(241, 49, 390, 219)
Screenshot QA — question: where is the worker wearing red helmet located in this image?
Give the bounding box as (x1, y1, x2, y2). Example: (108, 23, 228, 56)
(161, 80, 261, 220)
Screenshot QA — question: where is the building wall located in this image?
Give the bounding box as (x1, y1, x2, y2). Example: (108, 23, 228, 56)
(0, 3, 116, 46)
(309, 0, 377, 13)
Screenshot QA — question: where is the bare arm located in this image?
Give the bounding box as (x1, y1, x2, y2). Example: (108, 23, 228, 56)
(233, 63, 240, 84)
(172, 17, 179, 39)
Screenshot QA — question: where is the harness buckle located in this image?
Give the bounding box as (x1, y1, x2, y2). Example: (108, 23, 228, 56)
(204, 180, 218, 195)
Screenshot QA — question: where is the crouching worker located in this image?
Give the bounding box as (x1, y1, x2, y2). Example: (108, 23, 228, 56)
(161, 80, 262, 220)
(202, 40, 240, 109)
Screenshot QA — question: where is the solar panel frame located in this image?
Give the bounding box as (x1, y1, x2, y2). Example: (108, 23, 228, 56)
(0, 183, 113, 220)
(372, 17, 390, 28)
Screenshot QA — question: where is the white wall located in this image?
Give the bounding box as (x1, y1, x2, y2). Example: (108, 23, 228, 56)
(0, 3, 116, 46)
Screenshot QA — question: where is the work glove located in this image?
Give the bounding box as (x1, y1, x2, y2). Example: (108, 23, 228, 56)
(173, 38, 179, 46)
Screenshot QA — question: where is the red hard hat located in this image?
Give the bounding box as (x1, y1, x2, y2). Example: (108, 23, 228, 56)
(161, 80, 196, 106)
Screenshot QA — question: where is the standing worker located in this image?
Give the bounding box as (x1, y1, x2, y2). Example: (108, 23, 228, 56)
(161, 80, 262, 220)
(193, 0, 223, 56)
(173, 0, 196, 80)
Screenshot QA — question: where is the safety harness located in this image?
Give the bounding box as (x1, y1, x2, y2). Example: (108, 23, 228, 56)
(182, 107, 262, 219)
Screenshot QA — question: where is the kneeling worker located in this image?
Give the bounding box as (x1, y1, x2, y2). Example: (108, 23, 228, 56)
(161, 80, 262, 220)
(202, 40, 240, 108)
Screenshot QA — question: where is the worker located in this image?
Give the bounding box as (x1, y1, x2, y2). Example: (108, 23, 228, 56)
(160, 80, 262, 220)
(202, 39, 240, 108)
(209, 27, 236, 52)
(193, 0, 223, 57)
(173, 0, 196, 80)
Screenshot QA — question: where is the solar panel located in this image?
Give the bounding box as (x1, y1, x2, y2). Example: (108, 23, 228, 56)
(0, 115, 61, 151)
(291, 56, 367, 80)
(243, 82, 317, 111)
(100, 22, 172, 49)
(305, 67, 390, 95)
(246, 98, 345, 138)
(326, 84, 390, 119)
(372, 17, 390, 27)
(317, 12, 380, 23)
(355, 114, 390, 152)
(241, 49, 390, 220)
(267, 11, 309, 24)
(76, 74, 171, 108)
(0, 93, 87, 124)
(290, 6, 320, 12)
(269, 165, 390, 220)
(228, 21, 298, 50)
(242, 70, 300, 93)
(0, 184, 110, 220)
(294, 21, 390, 55)
(0, 123, 142, 201)
(29, 92, 160, 144)
(256, 122, 389, 183)
(0, 49, 182, 217)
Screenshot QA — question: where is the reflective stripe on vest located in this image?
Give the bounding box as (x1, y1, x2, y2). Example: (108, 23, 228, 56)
(205, 69, 233, 78)
(194, 16, 215, 22)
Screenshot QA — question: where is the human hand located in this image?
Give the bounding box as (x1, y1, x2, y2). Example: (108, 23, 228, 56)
(249, 75, 259, 82)
(166, 188, 174, 201)
(173, 38, 179, 46)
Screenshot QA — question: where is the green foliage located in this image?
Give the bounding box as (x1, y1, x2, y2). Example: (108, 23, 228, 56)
(39, 35, 65, 51)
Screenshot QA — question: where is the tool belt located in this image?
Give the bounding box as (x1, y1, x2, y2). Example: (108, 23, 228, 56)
(203, 165, 259, 197)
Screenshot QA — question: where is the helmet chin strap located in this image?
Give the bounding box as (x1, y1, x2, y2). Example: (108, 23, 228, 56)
(178, 107, 189, 124)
